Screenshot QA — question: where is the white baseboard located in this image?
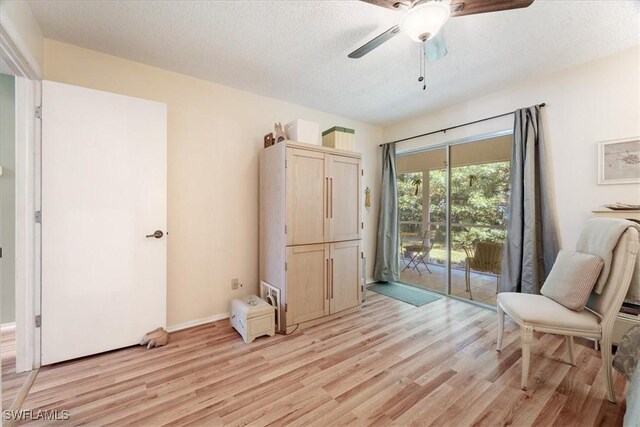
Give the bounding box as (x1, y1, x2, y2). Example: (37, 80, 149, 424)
(1, 322, 16, 332)
(166, 313, 229, 333)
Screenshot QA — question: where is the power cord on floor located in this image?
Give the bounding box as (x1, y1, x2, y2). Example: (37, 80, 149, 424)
(280, 324, 299, 336)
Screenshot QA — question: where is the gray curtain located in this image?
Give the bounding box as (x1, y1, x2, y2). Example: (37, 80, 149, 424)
(501, 105, 559, 294)
(373, 143, 399, 282)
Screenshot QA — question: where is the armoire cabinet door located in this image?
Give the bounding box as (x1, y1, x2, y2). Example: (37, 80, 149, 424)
(329, 240, 361, 314)
(327, 155, 361, 242)
(286, 244, 329, 325)
(286, 148, 328, 245)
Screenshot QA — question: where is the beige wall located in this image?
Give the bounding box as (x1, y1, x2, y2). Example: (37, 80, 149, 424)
(385, 47, 640, 250)
(43, 39, 383, 328)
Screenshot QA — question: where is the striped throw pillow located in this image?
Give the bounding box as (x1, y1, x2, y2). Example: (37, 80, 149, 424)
(541, 250, 604, 311)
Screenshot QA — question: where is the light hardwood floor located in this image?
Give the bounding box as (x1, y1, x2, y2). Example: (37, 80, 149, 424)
(2, 328, 30, 410)
(18, 294, 626, 426)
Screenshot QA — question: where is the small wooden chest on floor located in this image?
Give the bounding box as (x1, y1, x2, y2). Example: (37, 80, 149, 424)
(230, 295, 275, 343)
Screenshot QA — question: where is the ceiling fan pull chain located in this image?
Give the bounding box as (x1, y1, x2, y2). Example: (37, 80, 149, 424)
(418, 41, 426, 91)
(418, 42, 423, 88)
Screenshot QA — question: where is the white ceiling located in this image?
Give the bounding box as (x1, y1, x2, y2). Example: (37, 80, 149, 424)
(28, 0, 640, 126)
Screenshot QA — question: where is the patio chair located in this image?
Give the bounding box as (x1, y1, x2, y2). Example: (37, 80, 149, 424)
(399, 231, 418, 268)
(464, 241, 503, 294)
(402, 230, 434, 275)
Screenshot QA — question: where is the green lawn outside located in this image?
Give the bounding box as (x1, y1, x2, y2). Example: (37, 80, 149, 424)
(430, 247, 466, 265)
(402, 245, 467, 266)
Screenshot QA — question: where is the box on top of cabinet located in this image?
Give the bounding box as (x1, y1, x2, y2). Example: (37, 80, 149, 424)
(285, 119, 320, 145)
(322, 126, 355, 151)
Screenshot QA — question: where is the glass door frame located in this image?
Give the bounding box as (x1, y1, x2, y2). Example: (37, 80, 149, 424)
(396, 129, 513, 305)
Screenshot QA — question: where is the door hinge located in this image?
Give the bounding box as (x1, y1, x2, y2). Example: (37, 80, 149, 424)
(285, 159, 288, 168)
(361, 169, 364, 176)
(35, 106, 42, 119)
(35, 315, 41, 327)
(285, 262, 288, 271)
(285, 303, 288, 312)
(361, 222, 364, 230)
(34, 211, 42, 223)
(284, 225, 287, 234)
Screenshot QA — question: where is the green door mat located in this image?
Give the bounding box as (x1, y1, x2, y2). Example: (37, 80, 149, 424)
(368, 282, 442, 307)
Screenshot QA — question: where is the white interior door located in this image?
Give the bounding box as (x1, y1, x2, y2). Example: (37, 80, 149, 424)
(41, 81, 167, 365)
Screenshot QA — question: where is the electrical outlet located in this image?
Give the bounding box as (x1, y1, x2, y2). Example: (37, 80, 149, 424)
(231, 278, 239, 290)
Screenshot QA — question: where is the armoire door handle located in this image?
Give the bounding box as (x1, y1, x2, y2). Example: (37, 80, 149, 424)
(330, 178, 333, 218)
(326, 177, 329, 219)
(330, 258, 334, 299)
(326, 258, 330, 300)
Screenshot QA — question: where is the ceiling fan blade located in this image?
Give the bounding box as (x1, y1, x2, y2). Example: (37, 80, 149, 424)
(450, 0, 534, 17)
(348, 25, 401, 59)
(359, 0, 411, 11)
(425, 31, 447, 63)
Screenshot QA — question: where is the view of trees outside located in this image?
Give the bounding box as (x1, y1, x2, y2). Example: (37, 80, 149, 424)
(399, 161, 510, 267)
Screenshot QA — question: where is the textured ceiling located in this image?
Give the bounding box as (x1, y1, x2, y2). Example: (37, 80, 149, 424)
(29, 0, 640, 126)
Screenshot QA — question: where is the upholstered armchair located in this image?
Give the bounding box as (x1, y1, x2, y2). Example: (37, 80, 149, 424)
(496, 225, 639, 403)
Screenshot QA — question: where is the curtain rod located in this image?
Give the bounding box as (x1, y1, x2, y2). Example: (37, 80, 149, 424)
(380, 103, 546, 147)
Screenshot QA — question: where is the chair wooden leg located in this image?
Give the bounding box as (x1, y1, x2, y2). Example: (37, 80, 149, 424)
(600, 333, 616, 403)
(565, 336, 575, 366)
(521, 325, 533, 391)
(496, 303, 504, 352)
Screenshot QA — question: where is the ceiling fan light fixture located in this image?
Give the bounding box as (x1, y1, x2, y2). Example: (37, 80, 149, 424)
(400, 1, 451, 43)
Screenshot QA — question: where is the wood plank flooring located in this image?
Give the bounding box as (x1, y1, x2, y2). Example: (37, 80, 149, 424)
(2, 328, 30, 410)
(18, 294, 627, 426)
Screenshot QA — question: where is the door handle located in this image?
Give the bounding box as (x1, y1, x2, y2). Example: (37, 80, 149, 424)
(146, 230, 164, 239)
(326, 177, 329, 219)
(330, 177, 333, 218)
(331, 258, 334, 299)
(326, 259, 330, 300)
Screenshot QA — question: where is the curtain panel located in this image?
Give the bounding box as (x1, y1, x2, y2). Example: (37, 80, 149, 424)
(502, 105, 560, 294)
(373, 143, 399, 282)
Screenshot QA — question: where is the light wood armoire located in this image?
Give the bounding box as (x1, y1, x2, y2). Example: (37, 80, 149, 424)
(260, 140, 362, 333)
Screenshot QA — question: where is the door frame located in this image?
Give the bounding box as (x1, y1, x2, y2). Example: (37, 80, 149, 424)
(0, 18, 42, 372)
(396, 129, 512, 307)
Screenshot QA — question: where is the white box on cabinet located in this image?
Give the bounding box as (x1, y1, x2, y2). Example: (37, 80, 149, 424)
(285, 119, 320, 145)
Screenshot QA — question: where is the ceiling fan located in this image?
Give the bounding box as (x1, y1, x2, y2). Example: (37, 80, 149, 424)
(349, 0, 535, 62)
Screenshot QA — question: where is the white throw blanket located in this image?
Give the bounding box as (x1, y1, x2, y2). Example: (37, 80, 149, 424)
(576, 218, 640, 296)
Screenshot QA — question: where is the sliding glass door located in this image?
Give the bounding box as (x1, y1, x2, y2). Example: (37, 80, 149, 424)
(449, 137, 511, 305)
(397, 148, 446, 293)
(396, 134, 512, 306)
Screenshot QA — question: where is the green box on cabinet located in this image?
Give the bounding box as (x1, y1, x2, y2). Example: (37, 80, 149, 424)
(322, 126, 355, 151)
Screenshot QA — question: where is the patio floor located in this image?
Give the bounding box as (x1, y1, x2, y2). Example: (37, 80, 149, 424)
(400, 262, 498, 306)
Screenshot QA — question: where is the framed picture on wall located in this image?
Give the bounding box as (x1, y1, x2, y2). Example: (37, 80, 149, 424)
(598, 137, 640, 185)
